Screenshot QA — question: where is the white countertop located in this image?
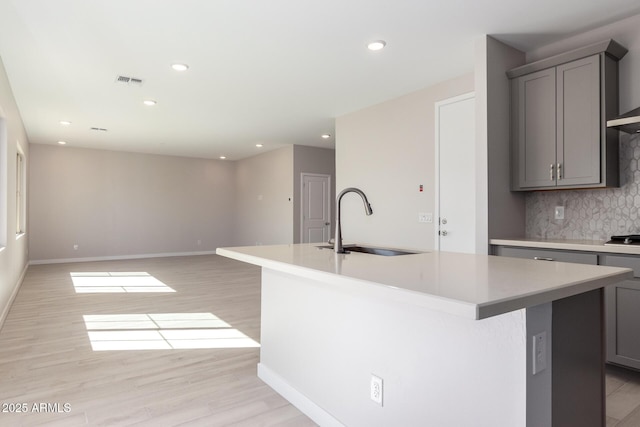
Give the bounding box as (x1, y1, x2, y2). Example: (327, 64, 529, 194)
(216, 243, 632, 320)
(490, 238, 640, 255)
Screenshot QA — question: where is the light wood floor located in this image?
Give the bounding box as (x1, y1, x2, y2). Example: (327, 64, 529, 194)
(607, 364, 640, 426)
(0, 255, 317, 426)
(3, 255, 640, 426)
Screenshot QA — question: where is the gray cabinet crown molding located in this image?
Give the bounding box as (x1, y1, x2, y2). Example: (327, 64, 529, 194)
(506, 39, 628, 79)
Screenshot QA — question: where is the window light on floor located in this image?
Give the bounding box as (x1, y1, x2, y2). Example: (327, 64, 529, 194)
(70, 272, 176, 293)
(83, 312, 260, 351)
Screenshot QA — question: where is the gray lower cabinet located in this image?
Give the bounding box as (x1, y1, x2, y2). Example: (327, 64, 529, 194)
(601, 255, 640, 370)
(493, 245, 604, 425)
(492, 246, 598, 265)
(494, 245, 640, 370)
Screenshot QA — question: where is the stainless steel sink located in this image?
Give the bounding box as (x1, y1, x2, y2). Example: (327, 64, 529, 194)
(318, 244, 419, 256)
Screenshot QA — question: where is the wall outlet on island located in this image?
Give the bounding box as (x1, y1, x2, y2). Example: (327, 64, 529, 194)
(370, 374, 383, 406)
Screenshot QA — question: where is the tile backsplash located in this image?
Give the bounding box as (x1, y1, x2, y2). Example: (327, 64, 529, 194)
(526, 134, 640, 240)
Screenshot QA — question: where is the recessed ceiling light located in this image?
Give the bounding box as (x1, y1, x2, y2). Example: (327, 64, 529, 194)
(143, 99, 157, 106)
(59, 120, 71, 126)
(219, 156, 227, 160)
(57, 141, 67, 145)
(171, 63, 189, 72)
(321, 134, 331, 139)
(256, 144, 263, 148)
(367, 40, 386, 51)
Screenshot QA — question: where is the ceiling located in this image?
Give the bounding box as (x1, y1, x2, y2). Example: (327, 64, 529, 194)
(1, 1, 640, 160)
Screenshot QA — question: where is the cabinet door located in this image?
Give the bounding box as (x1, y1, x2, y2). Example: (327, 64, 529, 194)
(606, 280, 640, 370)
(602, 255, 640, 369)
(515, 68, 557, 189)
(556, 55, 601, 187)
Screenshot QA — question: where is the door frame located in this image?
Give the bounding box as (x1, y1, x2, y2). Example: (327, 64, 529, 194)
(434, 91, 475, 251)
(300, 173, 332, 243)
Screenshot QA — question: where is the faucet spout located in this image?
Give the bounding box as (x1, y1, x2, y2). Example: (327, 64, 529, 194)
(334, 187, 373, 254)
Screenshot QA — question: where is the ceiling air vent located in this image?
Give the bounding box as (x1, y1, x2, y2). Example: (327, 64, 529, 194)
(90, 127, 108, 132)
(115, 75, 144, 86)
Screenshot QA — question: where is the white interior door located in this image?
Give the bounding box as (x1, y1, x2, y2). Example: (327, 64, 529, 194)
(435, 92, 476, 253)
(301, 173, 331, 243)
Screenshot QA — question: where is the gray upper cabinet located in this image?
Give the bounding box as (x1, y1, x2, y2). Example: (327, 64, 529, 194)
(515, 68, 557, 188)
(556, 56, 601, 186)
(508, 40, 627, 191)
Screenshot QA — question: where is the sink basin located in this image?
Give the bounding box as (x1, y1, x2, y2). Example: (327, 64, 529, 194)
(318, 244, 419, 256)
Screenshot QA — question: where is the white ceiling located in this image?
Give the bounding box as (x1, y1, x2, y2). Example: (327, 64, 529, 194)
(1, 1, 640, 160)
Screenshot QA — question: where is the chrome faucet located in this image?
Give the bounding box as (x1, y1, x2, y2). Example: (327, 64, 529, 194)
(334, 187, 373, 253)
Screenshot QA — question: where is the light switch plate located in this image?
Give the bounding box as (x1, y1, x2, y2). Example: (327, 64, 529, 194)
(532, 331, 547, 375)
(418, 212, 433, 223)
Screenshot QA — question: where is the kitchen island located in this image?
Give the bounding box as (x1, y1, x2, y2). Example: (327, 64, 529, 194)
(217, 243, 632, 427)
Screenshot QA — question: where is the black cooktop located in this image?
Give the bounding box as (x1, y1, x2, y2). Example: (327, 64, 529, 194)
(605, 234, 640, 245)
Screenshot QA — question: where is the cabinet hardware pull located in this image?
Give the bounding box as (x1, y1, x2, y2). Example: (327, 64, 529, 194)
(533, 256, 555, 261)
(557, 163, 562, 180)
(550, 164, 554, 181)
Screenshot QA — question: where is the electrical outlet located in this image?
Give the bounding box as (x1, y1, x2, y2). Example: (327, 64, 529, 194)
(370, 374, 383, 406)
(532, 331, 547, 375)
(73, 244, 79, 251)
(554, 206, 565, 220)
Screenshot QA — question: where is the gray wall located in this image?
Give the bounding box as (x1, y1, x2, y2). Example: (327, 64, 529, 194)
(292, 145, 335, 243)
(524, 13, 640, 240)
(335, 73, 474, 251)
(29, 143, 336, 261)
(29, 144, 236, 261)
(0, 56, 30, 326)
(234, 146, 294, 246)
(480, 36, 527, 241)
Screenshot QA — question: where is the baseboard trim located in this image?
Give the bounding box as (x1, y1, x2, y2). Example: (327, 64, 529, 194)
(29, 250, 219, 265)
(0, 261, 28, 330)
(257, 363, 344, 427)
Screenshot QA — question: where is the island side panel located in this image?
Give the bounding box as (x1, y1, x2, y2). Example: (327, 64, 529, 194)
(552, 289, 605, 427)
(258, 268, 528, 427)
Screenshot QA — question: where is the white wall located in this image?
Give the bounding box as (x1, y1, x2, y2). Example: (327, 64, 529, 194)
(0, 56, 29, 327)
(234, 146, 294, 246)
(29, 144, 236, 261)
(335, 74, 474, 251)
(260, 268, 528, 426)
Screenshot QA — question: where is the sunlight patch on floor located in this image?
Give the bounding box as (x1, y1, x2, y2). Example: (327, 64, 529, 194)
(71, 272, 176, 293)
(83, 313, 260, 351)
